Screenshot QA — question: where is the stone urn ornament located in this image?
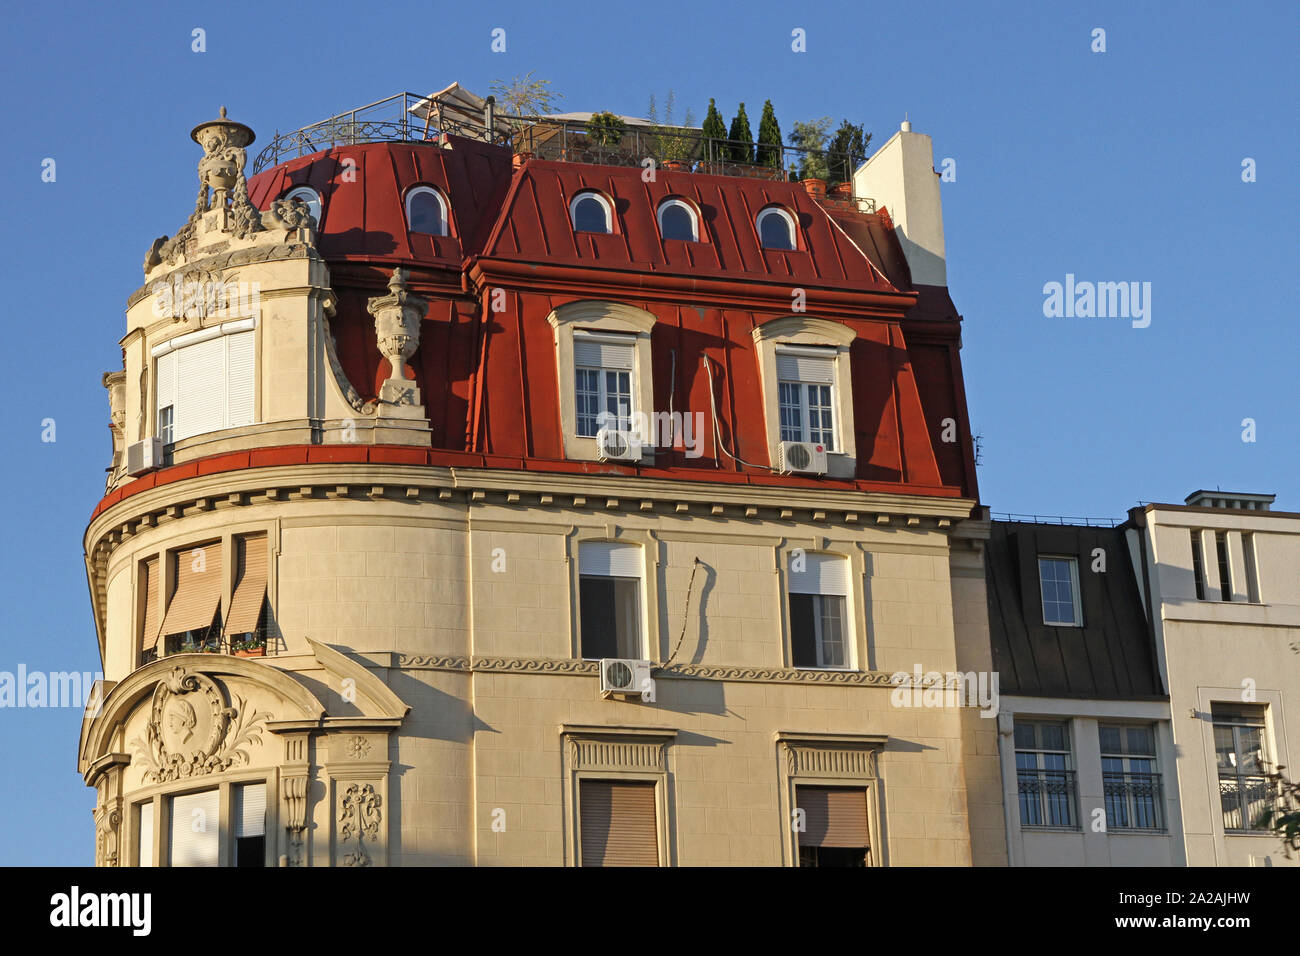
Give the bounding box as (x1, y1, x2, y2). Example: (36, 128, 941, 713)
(367, 268, 428, 405)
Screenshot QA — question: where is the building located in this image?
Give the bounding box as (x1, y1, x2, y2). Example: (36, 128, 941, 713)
(1127, 491, 1300, 867)
(984, 519, 1181, 865)
(78, 90, 999, 866)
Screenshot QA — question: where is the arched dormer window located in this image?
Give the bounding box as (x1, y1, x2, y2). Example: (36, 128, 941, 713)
(657, 198, 698, 241)
(405, 186, 450, 236)
(570, 192, 613, 234)
(284, 186, 322, 226)
(757, 206, 797, 250)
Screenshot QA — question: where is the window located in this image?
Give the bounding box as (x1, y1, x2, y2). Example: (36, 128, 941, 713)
(225, 533, 269, 651)
(233, 783, 267, 867)
(1015, 720, 1077, 828)
(1191, 529, 1207, 600)
(158, 541, 224, 655)
(1038, 556, 1082, 626)
(579, 542, 643, 659)
(163, 784, 265, 867)
(153, 321, 256, 444)
(139, 556, 161, 664)
(776, 347, 836, 449)
(573, 332, 635, 438)
(788, 552, 850, 669)
(796, 786, 870, 867)
(1242, 532, 1261, 603)
(405, 185, 449, 236)
(169, 789, 220, 867)
(1213, 704, 1271, 831)
(1215, 531, 1234, 601)
(283, 186, 322, 225)
(1100, 724, 1163, 830)
(579, 780, 658, 866)
(570, 192, 612, 233)
(757, 206, 796, 250)
(136, 802, 154, 867)
(657, 198, 698, 241)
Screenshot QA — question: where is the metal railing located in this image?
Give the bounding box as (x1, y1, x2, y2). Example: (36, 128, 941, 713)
(1018, 769, 1079, 828)
(1220, 775, 1273, 831)
(252, 92, 872, 199)
(991, 512, 1121, 528)
(1104, 771, 1164, 829)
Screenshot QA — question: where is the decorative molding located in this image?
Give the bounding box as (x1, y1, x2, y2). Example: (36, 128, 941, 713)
(569, 737, 666, 772)
(338, 783, 382, 868)
(776, 732, 887, 779)
(344, 735, 371, 760)
(129, 243, 321, 308)
(127, 666, 269, 783)
(751, 314, 856, 346)
(545, 299, 657, 334)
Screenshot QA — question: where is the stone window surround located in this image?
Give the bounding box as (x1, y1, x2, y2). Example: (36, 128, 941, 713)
(548, 301, 656, 464)
(775, 731, 887, 867)
(752, 316, 857, 479)
(133, 520, 279, 665)
(566, 526, 663, 662)
(560, 724, 676, 867)
(773, 537, 871, 672)
(1198, 687, 1286, 842)
(128, 768, 276, 867)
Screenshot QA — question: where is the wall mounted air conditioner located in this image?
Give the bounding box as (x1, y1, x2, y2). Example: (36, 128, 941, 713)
(778, 440, 828, 475)
(125, 438, 164, 476)
(596, 428, 643, 462)
(599, 658, 654, 699)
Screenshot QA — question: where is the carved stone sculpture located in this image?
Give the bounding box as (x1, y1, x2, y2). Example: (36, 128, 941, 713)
(366, 269, 428, 405)
(338, 783, 382, 867)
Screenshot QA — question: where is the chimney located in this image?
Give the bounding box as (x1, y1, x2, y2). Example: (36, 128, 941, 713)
(854, 118, 946, 287)
(1183, 490, 1276, 511)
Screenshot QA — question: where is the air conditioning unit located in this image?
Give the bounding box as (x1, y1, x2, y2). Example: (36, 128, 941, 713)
(599, 658, 653, 698)
(778, 440, 828, 475)
(596, 428, 643, 462)
(125, 438, 164, 476)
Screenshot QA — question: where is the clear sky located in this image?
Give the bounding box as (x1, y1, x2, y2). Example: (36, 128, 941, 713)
(0, 0, 1294, 864)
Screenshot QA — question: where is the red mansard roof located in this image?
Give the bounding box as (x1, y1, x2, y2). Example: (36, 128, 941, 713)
(164, 139, 980, 504)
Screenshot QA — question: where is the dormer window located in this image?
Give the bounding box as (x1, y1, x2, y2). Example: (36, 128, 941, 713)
(574, 332, 635, 437)
(777, 347, 837, 450)
(570, 192, 613, 234)
(284, 186, 322, 226)
(657, 198, 698, 241)
(757, 206, 796, 250)
(405, 185, 449, 236)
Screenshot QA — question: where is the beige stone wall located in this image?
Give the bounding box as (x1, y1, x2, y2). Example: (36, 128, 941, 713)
(85, 466, 987, 866)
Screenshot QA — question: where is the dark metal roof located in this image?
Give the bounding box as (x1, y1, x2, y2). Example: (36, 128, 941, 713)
(985, 521, 1165, 700)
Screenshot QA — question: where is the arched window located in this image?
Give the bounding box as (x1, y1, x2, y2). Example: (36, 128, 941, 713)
(405, 186, 449, 236)
(284, 186, 322, 226)
(657, 198, 698, 241)
(570, 192, 613, 234)
(757, 206, 797, 250)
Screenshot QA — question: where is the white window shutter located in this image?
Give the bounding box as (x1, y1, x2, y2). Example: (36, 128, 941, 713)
(156, 351, 176, 416)
(789, 553, 850, 596)
(225, 331, 256, 428)
(137, 802, 154, 867)
(175, 336, 227, 440)
(777, 349, 835, 384)
(234, 782, 266, 838)
(580, 541, 643, 578)
(574, 335, 634, 370)
(169, 789, 220, 866)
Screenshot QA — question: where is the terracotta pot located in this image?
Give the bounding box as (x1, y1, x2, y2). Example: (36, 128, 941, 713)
(512, 151, 532, 169)
(801, 178, 827, 201)
(235, 647, 266, 658)
(662, 160, 687, 171)
(831, 181, 852, 197)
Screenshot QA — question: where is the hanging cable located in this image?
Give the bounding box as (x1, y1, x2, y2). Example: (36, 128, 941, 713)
(661, 557, 702, 672)
(703, 354, 771, 471)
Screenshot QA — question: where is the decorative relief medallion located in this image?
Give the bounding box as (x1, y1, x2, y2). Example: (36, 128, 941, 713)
(338, 783, 382, 868)
(129, 666, 268, 783)
(344, 735, 371, 760)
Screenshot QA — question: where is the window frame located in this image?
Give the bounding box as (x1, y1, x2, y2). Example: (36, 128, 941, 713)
(1037, 555, 1083, 627)
(569, 190, 614, 234)
(1098, 723, 1164, 831)
(1014, 719, 1079, 830)
(404, 184, 451, 237)
(129, 773, 272, 868)
(656, 198, 699, 242)
(752, 317, 857, 478)
(569, 531, 659, 663)
(150, 317, 259, 446)
(756, 205, 798, 250)
(577, 541, 645, 661)
(776, 345, 838, 450)
(572, 331, 636, 439)
(283, 186, 322, 227)
(1211, 704, 1273, 833)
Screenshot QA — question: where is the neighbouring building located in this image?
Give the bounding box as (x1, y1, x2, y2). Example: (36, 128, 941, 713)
(78, 88, 1000, 867)
(985, 519, 1181, 866)
(1127, 491, 1300, 867)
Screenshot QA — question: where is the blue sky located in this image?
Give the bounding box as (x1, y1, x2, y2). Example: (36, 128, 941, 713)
(0, 0, 1294, 864)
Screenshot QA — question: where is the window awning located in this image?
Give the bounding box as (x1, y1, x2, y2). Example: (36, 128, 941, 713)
(225, 535, 268, 635)
(159, 541, 224, 637)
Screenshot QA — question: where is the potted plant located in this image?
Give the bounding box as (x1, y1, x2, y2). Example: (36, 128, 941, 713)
(586, 111, 627, 149)
(234, 637, 266, 658)
(647, 92, 698, 171)
(177, 641, 199, 656)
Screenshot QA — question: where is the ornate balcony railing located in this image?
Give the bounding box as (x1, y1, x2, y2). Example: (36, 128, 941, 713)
(1220, 775, 1273, 831)
(251, 92, 873, 205)
(1103, 771, 1164, 830)
(1018, 769, 1079, 828)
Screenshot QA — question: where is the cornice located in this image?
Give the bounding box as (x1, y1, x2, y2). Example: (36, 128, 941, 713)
(126, 242, 322, 309)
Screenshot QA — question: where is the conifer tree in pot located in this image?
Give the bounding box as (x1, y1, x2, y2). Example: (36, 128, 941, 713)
(756, 100, 782, 170)
(701, 99, 728, 162)
(727, 104, 754, 164)
(827, 119, 870, 188)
